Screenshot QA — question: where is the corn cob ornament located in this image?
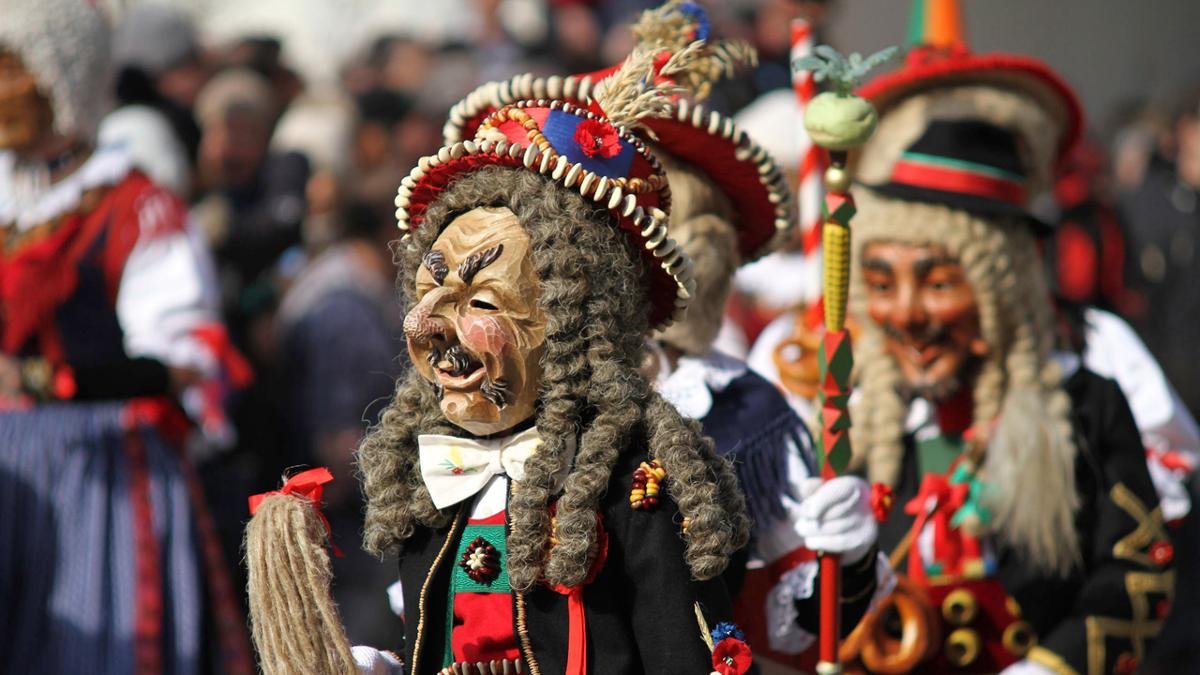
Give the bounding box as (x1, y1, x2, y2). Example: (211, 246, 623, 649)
(794, 43, 897, 675)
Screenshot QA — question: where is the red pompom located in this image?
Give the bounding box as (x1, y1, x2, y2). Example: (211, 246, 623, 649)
(870, 482, 895, 523)
(574, 119, 622, 159)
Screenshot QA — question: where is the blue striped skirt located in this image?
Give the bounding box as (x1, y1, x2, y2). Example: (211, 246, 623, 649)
(0, 401, 207, 674)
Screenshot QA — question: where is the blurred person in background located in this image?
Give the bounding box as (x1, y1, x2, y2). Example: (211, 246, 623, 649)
(276, 196, 405, 648)
(221, 35, 305, 115)
(272, 93, 358, 254)
(1119, 87, 1200, 419)
(1108, 100, 1172, 199)
(549, 0, 608, 73)
(111, 3, 210, 170)
(272, 90, 409, 651)
(0, 1, 253, 671)
(734, 0, 833, 107)
(191, 67, 308, 354)
(351, 87, 413, 202)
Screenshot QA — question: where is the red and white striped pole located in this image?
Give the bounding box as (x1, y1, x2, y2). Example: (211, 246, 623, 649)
(790, 19, 827, 302)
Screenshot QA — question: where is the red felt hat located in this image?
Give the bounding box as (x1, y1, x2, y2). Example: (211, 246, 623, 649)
(857, 45, 1084, 169)
(398, 94, 694, 330)
(444, 68, 794, 264)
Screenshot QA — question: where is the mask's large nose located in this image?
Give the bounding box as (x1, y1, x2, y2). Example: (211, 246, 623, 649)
(403, 287, 454, 346)
(888, 282, 929, 338)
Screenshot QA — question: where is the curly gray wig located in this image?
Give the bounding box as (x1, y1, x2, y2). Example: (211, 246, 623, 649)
(358, 166, 750, 590)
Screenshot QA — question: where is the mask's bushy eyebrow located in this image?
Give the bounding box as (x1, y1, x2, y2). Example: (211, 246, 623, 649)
(423, 249, 449, 285)
(458, 243, 504, 285)
(914, 254, 959, 279)
(862, 257, 893, 274)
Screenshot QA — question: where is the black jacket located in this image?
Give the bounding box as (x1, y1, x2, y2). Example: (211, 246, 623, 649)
(396, 443, 736, 675)
(877, 369, 1175, 674)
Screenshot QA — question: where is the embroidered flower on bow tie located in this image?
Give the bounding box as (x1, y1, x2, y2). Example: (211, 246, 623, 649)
(440, 445, 484, 476)
(459, 536, 501, 584)
(574, 119, 622, 159)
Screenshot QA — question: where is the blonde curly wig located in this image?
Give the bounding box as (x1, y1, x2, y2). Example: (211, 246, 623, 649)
(849, 189, 1081, 577)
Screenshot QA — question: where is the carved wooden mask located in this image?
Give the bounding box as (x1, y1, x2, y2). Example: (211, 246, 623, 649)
(403, 207, 547, 436)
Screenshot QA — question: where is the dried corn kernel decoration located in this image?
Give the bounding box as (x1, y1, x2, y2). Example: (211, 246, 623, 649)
(630, 460, 666, 510)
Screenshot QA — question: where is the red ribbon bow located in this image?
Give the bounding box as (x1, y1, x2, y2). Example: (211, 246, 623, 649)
(904, 474, 969, 582)
(249, 467, 343, 557)
(548, 512, 609, 675)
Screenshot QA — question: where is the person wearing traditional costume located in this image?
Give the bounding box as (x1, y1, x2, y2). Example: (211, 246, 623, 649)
(745, 2, 1197, 635)
(825, 26, 1175, 675)
(438, 4, 891, 670)
(245, 39, 760, 675)
(0, 1, 253, 673)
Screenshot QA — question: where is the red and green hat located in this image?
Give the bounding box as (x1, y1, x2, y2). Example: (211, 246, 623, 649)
(858, 0, 1084, 168)
(397, 71, 694, 330)
(443, 50, 793, 265)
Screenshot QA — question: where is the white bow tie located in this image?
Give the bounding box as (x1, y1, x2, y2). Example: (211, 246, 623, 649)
(417, 427, 573, 510)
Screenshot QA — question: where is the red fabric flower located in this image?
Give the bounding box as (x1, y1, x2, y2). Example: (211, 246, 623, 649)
(711, 638, 752, 675)
(1149, 540, 1174, 566)
(1157, 599, 1173, 620)
(574, 119, 621, 159)
(1114, 652, 1138, 675)
(870, 482, 895, 523)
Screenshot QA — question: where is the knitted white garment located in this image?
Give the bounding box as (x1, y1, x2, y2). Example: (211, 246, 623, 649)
(0, 0, 112, 141)
(0, 145, 132, 231)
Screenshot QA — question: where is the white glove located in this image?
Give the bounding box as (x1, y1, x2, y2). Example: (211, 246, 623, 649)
(795, 476, 877, 564)
(352, 646, 404, 675)
(999, 659, 1056, 675)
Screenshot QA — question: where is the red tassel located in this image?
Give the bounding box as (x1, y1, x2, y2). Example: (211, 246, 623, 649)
(564, 587, 587, 675)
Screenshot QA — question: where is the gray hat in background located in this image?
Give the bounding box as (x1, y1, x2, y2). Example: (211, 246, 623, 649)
(113, 4, 199, 75)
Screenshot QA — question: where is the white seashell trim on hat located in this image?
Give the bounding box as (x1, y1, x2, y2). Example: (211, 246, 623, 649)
(396, 99, 696, 329)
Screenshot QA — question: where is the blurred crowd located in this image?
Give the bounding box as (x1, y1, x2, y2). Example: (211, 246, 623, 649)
(82, 0, 1200, 651)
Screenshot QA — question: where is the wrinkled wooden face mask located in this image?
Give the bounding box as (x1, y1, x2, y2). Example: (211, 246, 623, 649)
(404, 207, 547, 436)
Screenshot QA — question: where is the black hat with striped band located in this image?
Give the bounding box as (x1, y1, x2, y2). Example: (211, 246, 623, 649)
(867, 118, 1050, 232)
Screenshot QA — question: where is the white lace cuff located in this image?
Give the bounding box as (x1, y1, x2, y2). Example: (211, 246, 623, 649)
(764, 552, 897, 655)
(765, 559, 818, 654)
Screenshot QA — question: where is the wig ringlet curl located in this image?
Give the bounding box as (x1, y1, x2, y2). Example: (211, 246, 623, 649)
(849, 189, 1081, 577)
(358, 166, 750, 590)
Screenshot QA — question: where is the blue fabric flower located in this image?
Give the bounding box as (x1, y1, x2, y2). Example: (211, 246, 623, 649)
(678, 2, 711, 42)
(711, 621, 746, 644)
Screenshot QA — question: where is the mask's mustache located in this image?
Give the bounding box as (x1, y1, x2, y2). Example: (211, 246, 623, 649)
(429, 344, 480, 378)
(897, 375, 963, 403)
(880, 320, 950, 347)
(427, 344, 510, 409)
(480, 378, 511, 409)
